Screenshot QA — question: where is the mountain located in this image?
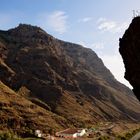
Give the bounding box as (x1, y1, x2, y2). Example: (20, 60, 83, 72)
(119, 17, 140, 101)
(0, 24, 140, 134)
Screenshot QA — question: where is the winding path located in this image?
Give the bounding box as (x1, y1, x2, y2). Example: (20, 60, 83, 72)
(131, 132, 140, 140)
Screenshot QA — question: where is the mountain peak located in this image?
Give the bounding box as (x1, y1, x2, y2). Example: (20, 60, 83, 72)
(10, 23, 43, 31)
(8, 23, 48, 38)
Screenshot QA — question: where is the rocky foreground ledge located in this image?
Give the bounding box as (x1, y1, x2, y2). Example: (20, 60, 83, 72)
(119, 17, 140, 101)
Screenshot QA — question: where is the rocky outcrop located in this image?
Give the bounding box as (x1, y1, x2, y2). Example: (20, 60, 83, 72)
(119, 17, 140, 101)
(1, 24, 140, 133)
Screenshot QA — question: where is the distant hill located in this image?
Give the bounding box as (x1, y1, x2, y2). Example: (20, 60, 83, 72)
(0, 24, 140, 135)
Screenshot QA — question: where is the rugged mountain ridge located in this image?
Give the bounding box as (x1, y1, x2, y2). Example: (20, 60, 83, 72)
(119, 17, 140, 101)
(1, 24, 140, 134)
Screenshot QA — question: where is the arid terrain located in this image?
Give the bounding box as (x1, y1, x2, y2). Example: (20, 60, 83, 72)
(0, 22, 140, 139)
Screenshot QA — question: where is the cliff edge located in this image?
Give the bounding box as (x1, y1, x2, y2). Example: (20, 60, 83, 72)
(119, 17, 140, 101)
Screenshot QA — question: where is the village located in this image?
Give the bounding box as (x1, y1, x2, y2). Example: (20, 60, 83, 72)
(33, 122, 139, 140)
(34, 122, 114, 139)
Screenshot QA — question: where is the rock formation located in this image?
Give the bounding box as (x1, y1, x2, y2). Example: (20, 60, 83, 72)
(119, 17, 140, 101)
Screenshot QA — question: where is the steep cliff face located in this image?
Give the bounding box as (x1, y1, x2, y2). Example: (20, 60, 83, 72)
(119, 17, 140, 101)
(1, 24, 140, 133)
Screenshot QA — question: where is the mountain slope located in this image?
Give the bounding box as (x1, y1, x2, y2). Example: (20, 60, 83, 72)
(0, 24, 140, 133)
(0, 80, 70, 135)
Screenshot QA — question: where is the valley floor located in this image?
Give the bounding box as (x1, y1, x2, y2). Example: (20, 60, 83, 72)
(48, 122, 140, 140)
(1, 121, 140, 140)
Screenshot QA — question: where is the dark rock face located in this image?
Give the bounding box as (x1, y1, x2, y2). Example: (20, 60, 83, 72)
(119, 17, 140, 101)
(1, 24, 140, 131)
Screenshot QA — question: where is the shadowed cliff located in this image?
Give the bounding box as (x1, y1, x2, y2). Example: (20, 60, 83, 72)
(119, 17, 140, 101)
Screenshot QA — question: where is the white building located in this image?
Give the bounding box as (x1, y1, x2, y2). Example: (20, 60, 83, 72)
(35, 130, 42, 138)
(56, 128, 86, 138)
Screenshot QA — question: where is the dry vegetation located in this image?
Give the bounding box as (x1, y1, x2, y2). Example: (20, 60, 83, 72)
(0, 81, 68, 136)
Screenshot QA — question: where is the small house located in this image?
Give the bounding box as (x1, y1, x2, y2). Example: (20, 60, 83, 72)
(35, 130, 42, 138)
(56, 128, 86, 138)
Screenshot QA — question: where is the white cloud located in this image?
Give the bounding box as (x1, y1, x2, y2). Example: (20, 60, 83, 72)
(78, 41, 104, 51)
(100, 53, 132, 88)
(39, 11, 68, 34)
(79, 17, 92, 23)
(98, 21, 116, 31)
(97, 18, 106, 23)
(90, 43, 104, 50)
(97, 18, 129, 33)
(113, 22, 128, 33)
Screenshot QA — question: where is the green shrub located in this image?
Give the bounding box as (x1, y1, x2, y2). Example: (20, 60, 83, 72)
(125, 132, 132, 139)
(98, 136, 110, 140)
(0, 132, 18, 140)
(0, 131, 42, 140)
(116, 135, 127, 140)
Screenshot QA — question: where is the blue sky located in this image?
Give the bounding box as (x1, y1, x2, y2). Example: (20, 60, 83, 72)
(0, 0, 140, 88)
